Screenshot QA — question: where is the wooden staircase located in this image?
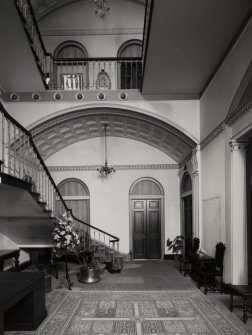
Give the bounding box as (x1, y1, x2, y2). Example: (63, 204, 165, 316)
(0, 102, 123, 273)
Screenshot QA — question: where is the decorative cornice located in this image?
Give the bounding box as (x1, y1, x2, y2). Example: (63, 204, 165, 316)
(41, 28, 143, 37)
(48, 164, 179, 172)
(200, 96, 252, 150)
(226, 96, 252, 126)
(200, 122, 226, 149)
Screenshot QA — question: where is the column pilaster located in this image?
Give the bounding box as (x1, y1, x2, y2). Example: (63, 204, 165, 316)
(230, 140, 249, 284)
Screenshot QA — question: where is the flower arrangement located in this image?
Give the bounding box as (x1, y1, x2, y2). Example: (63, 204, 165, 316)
(51, 213, 80, 259)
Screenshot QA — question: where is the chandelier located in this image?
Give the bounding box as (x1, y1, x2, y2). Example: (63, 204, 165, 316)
(98, 124, 115, 176)
(94, 0, 110, 19)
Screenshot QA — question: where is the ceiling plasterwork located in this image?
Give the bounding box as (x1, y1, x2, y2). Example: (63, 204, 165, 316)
(30, 0, 146, 21)
(30, 108, 196, 162)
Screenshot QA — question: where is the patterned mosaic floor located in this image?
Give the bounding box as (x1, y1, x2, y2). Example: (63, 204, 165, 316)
(35, 290, 249, 335)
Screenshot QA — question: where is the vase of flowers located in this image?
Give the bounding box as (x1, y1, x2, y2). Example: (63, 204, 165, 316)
(51, 213, 80, 259)
(51, 213, 80, 289)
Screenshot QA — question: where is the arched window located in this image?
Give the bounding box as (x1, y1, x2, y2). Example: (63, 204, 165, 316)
(56, 178, 90, 229)
(117, 40, 142, 89)
(53, 41, 88, 90)
(54, 41, 88, 59)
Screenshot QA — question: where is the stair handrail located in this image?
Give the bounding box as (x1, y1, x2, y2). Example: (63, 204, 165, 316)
(14, 0, 52, 88)
(68, 209, 119, 242)
(0, 101, 67, 212)
(0, 102, 120, 246)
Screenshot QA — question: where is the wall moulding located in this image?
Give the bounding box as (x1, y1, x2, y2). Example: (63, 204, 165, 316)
(41, 28, 144, 36)
(48, 164, 179, 172)
(200, 96, 252, 150)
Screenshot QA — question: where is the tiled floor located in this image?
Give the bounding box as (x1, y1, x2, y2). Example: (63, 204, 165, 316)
(5, 260, 252, 334)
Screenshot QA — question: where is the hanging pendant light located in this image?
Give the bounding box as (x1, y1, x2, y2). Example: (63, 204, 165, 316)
(94, 0, 110, 19)
(98, 124, 115, 176)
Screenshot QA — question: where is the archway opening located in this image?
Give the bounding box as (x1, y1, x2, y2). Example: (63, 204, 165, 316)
(129, 178, 164, 259)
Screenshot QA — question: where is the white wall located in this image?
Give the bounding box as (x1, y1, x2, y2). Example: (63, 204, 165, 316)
(200, 18, 252, 140)
(46, 137, 181, 255)
(200, 132, 226, 256)
(39, 0, 145, 57)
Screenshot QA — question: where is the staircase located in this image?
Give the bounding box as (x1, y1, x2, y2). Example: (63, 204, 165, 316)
(0, 102, 122, 273)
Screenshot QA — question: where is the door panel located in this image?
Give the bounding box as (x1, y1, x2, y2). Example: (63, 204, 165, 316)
(147, 200, 161, 258)
(184, 195, 192, 258)
(133, 201, 146, 259)
(132, 199, 161, 259)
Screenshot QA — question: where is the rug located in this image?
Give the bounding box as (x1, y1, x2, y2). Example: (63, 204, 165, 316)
(36, 290, 249, 335)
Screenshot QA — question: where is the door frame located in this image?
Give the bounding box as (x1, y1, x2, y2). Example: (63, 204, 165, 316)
(129, 178, 165, 260)
(180, 172, 193, 258)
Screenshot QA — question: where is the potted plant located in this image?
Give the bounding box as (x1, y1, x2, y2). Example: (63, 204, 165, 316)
(167, 235, 185, 260)
(76, 251, 105, 284)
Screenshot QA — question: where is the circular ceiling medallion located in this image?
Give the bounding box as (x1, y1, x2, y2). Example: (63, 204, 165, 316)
(10, 93, 20, 102)
(75, 92, 85, 101)
(119, 92, 128, 101)
(54, 93, 63, 101)
(97, 92, 106, 101)
(32, 92, 41, 101)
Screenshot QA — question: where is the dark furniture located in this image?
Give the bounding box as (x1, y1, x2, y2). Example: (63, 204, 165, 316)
(179, 237, 200, 276)
(0, 249, 20, 271)
(196, 242, 226, 294)
(229, 285, 252, 323)
(0, 272, 47, 334)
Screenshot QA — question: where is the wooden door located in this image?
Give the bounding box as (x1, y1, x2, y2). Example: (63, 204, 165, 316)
(184, 195, 192, 258)
(132, 199, 161, 259)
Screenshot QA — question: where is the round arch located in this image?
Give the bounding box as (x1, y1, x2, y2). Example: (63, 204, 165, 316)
(129, 177, 165, 260)
(117, 39, 142, 58)
(30, 107, 196, 164)
(56, 178, 90, 226)
(53, 40, 88, 58)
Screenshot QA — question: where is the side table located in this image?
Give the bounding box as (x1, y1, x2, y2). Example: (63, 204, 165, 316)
(229, 285, 252, 323)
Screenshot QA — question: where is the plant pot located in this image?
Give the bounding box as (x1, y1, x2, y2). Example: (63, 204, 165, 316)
(78, 266, 101, 284)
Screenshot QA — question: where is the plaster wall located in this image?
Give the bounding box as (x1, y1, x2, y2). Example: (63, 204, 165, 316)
(46, 137, 181, 255)
(5, 100, 200, 142)
(39, 0, 145, 57)
(200, 18, 252, 140)
(200, 132, 226, 262)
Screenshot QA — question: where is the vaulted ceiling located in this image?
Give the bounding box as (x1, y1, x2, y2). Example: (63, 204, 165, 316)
(30, 0, 146, 21)
(30, 108, 196, 162)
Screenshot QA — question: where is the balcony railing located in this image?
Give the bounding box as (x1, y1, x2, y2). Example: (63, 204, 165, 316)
(49, 57, 143, 91)
(14, 0, 143, 91)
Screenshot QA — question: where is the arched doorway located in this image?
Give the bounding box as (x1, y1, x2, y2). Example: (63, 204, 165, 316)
(56, 178, 90, 228)
(181, 173, 193, 258)
(129, 178, 164, 259)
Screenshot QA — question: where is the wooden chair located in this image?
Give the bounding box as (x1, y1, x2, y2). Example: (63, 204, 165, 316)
(197, 242, 226, 294)
(179, 237, 200, 276)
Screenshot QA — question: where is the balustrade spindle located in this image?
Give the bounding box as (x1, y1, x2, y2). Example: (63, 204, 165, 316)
(7, 120, 11, 175)
(18, 129, 21, 178)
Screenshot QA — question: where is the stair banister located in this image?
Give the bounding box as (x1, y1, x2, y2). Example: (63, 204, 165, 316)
(0, 102, 121, 267)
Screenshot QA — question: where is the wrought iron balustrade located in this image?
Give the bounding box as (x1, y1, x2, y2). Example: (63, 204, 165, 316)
(14, 0, 143, 92)
(49, 57, 143, 91)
